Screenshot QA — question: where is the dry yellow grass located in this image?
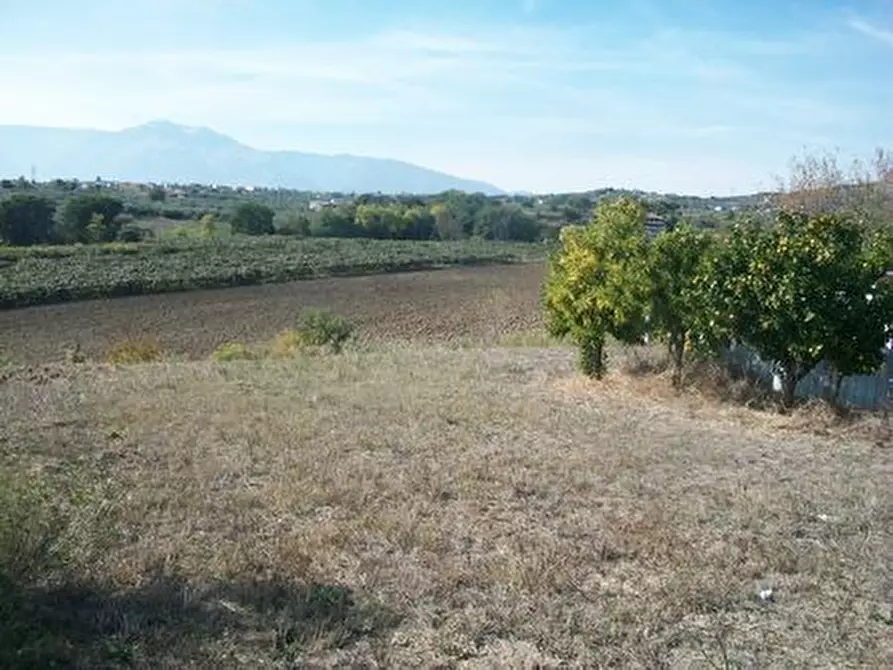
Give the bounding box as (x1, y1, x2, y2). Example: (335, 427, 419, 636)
(1, 343, 891, 668)
(104, 336, 164, 365)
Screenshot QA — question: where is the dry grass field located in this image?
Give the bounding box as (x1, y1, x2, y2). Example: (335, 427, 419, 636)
(0, 264, 546, 364)
(2, 338, 891, 668)
(2, 263, 892, 668)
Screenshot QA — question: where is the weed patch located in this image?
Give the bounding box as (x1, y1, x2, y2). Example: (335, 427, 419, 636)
(211, 341, 262, 363)
(105, 337, 163, 365)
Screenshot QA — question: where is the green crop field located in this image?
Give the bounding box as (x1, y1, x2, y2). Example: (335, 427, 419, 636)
(0, 237, 549, 309)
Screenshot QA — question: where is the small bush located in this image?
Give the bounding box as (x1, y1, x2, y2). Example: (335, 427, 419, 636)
(269, 329, 309, 359)
(212, 342, 261, 362)
(277, 213, 312, 237)
(0, 472, 69, 590)
(116, 224, 151, 243)
(105, 337, 163, 365)
(296, 310, 355, 353)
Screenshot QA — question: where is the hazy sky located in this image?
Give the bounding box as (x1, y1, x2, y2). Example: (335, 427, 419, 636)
(1, 0, 890, 194)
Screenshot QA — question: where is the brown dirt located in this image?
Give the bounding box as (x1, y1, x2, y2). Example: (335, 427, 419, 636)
(0, 263, 547, 364)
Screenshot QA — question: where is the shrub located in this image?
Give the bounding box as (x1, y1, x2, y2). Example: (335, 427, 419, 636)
(0, 472, 69, 591)
(277, 212, 312, 237)
(269, 312, 355, 357)
(116, 224, 151, 243)
(212, 342, 261, 362)
(296, 310, 355, 353)
(269, 329, 307, 359)
(199, 213, 218, 239)
(105, 337, 164, 365)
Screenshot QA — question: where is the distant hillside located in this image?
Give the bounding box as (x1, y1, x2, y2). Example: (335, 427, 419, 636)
(0, 121, 504, 195)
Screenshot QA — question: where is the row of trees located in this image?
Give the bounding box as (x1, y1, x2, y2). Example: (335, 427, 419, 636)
(0, 193, 127, 245)
(235, 196, 544, 242)
(544, 196, 893, 409)
(1, 191, 547, 246)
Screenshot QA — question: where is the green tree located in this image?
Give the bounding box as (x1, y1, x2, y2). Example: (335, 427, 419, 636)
(441, 191, 488, 236)
(474, 204, 541, 241)
(562, 194, 592, 224)
(310, 206, 358, 237)
(401, 206, 435, 240)
(231, 202, 275, 236)
(60, 194, 124, 243)
(651, 200, 682, 226)
(818, 226, 893, 402)
(148, 185, 167, 202)
(199, 213, 218, 239)
(543, 197, 652, 377)
(431, 203, 463, 240)
(697, 210, 892, 409)
(86, 213, 106, 243)
(355, 204, 404, 238)
(647, 224, 712, 387)
(278, 212, 311, 237)
(0, 194, 56, 245)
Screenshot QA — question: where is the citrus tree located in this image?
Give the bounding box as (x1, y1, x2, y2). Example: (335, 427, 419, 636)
(648, 223, 712, 387)
(543, 197, 651, 378)
(697, 210, 892, 409)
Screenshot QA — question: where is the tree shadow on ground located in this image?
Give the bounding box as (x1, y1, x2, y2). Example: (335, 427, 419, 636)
(1, 567, 401, 669)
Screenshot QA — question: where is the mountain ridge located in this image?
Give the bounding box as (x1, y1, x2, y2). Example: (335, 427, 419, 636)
(0, 121, 504, 195)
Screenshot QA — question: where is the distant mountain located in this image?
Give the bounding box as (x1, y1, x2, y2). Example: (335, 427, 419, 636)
(0, 120, 504, 195)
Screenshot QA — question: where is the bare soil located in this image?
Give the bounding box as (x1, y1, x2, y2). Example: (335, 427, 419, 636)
(0, 264, 546, 364)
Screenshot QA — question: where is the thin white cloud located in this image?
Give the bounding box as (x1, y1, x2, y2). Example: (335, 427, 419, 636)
(0, 20, 876, 194)
(847, 17, 893, 46)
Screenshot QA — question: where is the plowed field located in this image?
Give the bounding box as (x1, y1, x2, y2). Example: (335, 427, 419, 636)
(0, 263, 547, 363)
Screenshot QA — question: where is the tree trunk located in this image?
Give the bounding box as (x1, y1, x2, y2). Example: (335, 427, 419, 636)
(579, 333, 606, 379)
(670, 333, 685, 389)
(780, 360, 799, 412)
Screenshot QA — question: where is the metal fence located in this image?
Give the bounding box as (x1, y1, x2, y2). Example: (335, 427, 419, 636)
(721, 343, 893, 410)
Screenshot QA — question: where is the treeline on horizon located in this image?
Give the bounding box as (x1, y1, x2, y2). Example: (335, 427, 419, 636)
(0, 172, 767, 247)
(2, 145, 890, 248)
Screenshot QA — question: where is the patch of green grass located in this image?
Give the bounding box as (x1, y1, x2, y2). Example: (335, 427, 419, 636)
(211, 342, 262, 362)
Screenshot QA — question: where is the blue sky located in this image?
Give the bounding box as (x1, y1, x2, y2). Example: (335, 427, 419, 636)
(1, 0, 890, 194)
